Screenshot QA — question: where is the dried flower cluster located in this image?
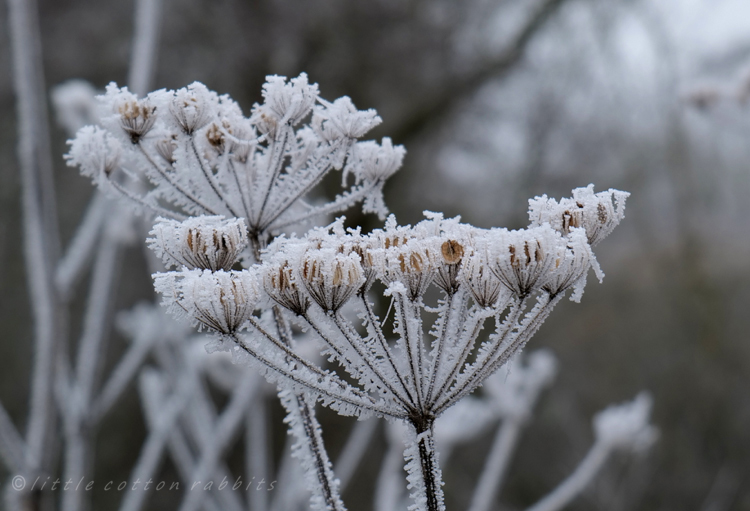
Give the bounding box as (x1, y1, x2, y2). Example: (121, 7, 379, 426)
(65, 74, 401, 249)
(66, 75, 632, 511)
(149, 186, 628, 511)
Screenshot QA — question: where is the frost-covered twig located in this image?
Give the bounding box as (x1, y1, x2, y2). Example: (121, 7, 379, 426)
(7, 0, 61, 479)
(0, 402, 25, 473)
(469, 350, 558, 511)
(55, 193, 107, 298)
(119, 370, 191, 511)
(334, 418, 379, 493)
(526, 393, 658, 511)
(178, 372, 260, 511)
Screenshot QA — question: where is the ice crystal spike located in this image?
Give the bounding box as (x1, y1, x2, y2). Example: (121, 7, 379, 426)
(528, 184, 630, 246)
(148, 216, 248, 271)
(66, 74, 404, 236)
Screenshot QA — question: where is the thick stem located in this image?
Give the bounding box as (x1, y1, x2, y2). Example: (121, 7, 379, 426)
(407, 418, 445, 511)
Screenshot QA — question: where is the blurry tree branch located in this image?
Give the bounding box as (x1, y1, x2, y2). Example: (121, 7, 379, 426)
(391, 0, 571, 143)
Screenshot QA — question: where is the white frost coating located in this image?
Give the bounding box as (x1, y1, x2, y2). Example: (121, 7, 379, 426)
(148, 215, 248, 271)
(528, 184, 630, 246)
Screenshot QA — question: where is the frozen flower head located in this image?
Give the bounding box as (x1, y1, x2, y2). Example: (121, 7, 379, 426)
(154, 269, 259, 335)
(262, 256, 310, 316)
(301, 249, 365, 313)
(67, 75, 402, 238)
(148, 216, 248, 271)
(170, 82, 214, 134)
(529, 184, 630, 246)
(488, 226, 565, 298)
(594, 392, 659, 453)
(65, 126, 122, 184)
(543, 227, 598, 302)
(114, 94, 157, 144)
(259, 73, 319, 126)
(312, 96, 382, 142)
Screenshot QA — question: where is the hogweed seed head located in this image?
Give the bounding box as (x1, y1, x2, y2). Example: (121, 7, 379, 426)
(260, 73, 319, 126)
(148, 216, 248, 271)
(489, 226, 565, 298)
(116, 96, 157, 144)
(154, 269, 259, 334)
(170, 82, 214, 134)
(65, 125, 123, 183)
(528, 184, 630, 246)
(301, 249, 365, 312)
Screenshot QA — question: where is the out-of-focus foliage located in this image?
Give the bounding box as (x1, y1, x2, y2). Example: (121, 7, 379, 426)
(2, 0, 750, 509)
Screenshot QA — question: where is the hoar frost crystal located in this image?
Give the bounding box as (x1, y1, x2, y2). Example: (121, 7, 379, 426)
(66, 73, 630, 511)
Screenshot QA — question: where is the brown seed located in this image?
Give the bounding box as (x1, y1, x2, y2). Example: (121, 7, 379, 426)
(441, 240, 464, 264)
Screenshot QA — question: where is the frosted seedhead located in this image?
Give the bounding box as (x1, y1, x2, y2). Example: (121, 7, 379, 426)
(543, 227, 597, 301)
(153, 269, 259, 335)
(65, 125, 122, 185)
(169, 82, 215, 134)
(148, 216, 248, 271)
(528, 184, 630, 246)
(488, 225, 565, 298)
(116, 97, 157, 144)
(258, 73, 319, 127)
(345, 138, 406, 219)
(301, 249, 365, 312)
(262, 255, 310, 316)
(461, 244, 507, 308)
(593, 392, 658, 452)
(312, 96, 382, 142)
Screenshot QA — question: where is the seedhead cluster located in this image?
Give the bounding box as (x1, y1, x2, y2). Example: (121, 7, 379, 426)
(66, 74, 631, 511)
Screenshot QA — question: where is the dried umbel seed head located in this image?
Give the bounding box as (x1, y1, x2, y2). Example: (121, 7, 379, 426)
(206, 123, 226, 153)
(170, 82, 214, 134)
(488, 226, 564, 298)
(312, 96, 382, 142)
(300, 250, 365, 312)
(528, 185, 630, 246)
(346, 138, 405, 183)
(461, 248, 506, 308)
(379, 239, 437, 301)
(261, 73, 319, 126)
(155, 135, 177, 164)
(64, 126, 123, 183)
(148, 216, 248, 271)
(116, 97, 157, 144)
(542, 228, 595, 302)
(262, 260, 309, 315)
(153, 269, 259, 335)
(434, 239, 465, 295)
